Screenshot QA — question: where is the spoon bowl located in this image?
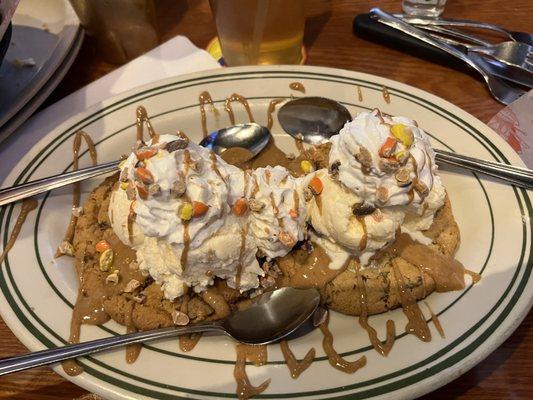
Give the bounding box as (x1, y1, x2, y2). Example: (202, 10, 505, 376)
(223, 287, 321, 345)
(199, 122, 271, 157)
(277, 97, 351, 144)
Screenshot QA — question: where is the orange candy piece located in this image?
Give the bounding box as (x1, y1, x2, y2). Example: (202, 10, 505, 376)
(379, 136, 398, 158)
(309, 176, 323, 195)
(233, 198, 248, 216)
(135, 167, 155, 185)
(289, 209, 299, 219)
(95, 240, 111, 253)
(135, 147, 158, 161)
(192, 201, 209, 217)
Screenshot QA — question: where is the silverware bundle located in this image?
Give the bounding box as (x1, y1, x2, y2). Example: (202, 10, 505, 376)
(354, 9, 533, 105)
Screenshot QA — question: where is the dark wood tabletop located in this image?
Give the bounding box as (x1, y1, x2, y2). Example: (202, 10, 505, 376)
(1, 0, 532, 399)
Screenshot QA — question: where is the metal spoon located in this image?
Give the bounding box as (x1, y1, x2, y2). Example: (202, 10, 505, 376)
(0, 123, 271, 207)
(0, 287, 320, 376)
(277, 97, 352, 145)
(278, 97, 533, 190)
(199, 122, 270, 159)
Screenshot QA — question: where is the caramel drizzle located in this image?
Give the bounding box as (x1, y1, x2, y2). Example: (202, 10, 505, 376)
(125, 301, 142, 363)
(127, 201, 136, 244)
(357, 86, 363, 102)
(294, 138, 307, 159)
(179, 334, 202, 352)
(355, 263, 395, 356)
(235, 224, 249, 289)
(56, 132, 98, 258)
(265, 172, 284, 229)
(234, 344, 270, 400)
(266, 99, 284, 130)
(210, 151, 226, 182)
(199, 91, 219, 137)
(391, 260, 431, 342)
(243, 170, 250, 198)
(356, 216, 368, 252)
(407, 155, 419, 205)
(293, 189, 300, 215)
(280, 340, 315, 379)
(289, 82, 306, 93)
(319, 314, 366, 373)
(0, 198, 38, 265)
(181, 220, 190, 271)
(225, 93, 255, 125)
(382, 86, 391, 104)
(424, 301, 445, 338)
(251, 175, 259, 198)
(136, 106, 157, 144)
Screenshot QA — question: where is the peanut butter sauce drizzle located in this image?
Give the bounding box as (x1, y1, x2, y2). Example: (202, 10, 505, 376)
(0, 198, 38, 265)
(179, 334, 202, 352)
(243, 170, 250, 197)
(225, 93, 255, 125)
(319, 314, 367, 373)
(235, 224, 249, 289)
(136, 106, 157, 144)
(357, 86, 363, 102)
(127, 201, 136, 244)
(266, 99, 284, 130)
(407, 155, 419, 205)
(210, 151, 226, 182)
(355, 263, 395, 356)
(234, 344, 270, 400)
(280, 340, 315, 379)
(181, 220, 190, 271)
(265, 171, 284, 229)
(125, 301, 142, 363)
(199, 91, 219, 137)
(424, 301, 445, 338)
(56, 132, 98, 258)
(356, 216, 368, 251)
(315, 192, 323, 215)
(293, 189, 300, 214)
(251, 175, 259, 198)
(391, 260, 431, 342)
(289, 82, 306, 93)
(382, 86, 391, 104)
(183, 149, 192, 176)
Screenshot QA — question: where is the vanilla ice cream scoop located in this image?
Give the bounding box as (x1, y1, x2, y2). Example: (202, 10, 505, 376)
(109, 133, 263, 299)
(246, 166, 307, 259)
(305, 169, 404, 265)
(329, 110, 439, 209)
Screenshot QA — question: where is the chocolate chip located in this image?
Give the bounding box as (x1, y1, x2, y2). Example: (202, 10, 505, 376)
(352, 202, 376, 216)
(166, 138, 189, 153)
(329, 160, 341, 177)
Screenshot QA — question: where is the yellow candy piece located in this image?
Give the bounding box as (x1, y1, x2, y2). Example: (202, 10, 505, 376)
(99, 249, 114, 272)
(300, 160, 314, 174)
(180, 202, 193, 221)
(119, 159, 127, 169)
(120, 182, 129, 190)
(390, 124, 414, 147)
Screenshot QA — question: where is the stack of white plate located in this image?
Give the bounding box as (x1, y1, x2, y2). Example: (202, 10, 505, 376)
(0, 0, 82, 143)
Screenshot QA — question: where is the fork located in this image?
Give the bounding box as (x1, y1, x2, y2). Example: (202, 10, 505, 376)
(370, 8, 525, 105)
(469, 41, 533, 72)
(396, 15, 533, 46)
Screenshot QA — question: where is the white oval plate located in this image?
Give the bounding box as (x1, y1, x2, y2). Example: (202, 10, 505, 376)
(0, 66, 531, 400)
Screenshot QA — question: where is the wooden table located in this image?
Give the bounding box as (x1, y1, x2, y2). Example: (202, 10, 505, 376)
(1, 0, 531, 398)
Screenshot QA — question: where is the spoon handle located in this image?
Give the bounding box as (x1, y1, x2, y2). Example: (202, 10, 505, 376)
(0, 160, 120, 207)
(435, 149, 533, 189)
(0, 323, 226, 376)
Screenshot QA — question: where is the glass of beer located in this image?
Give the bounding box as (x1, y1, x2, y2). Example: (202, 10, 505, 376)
(69, 0, 159, 64)
(209, 0, 306, 66)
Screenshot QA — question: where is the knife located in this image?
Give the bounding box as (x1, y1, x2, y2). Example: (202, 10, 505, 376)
(353, 13, 533, 89)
